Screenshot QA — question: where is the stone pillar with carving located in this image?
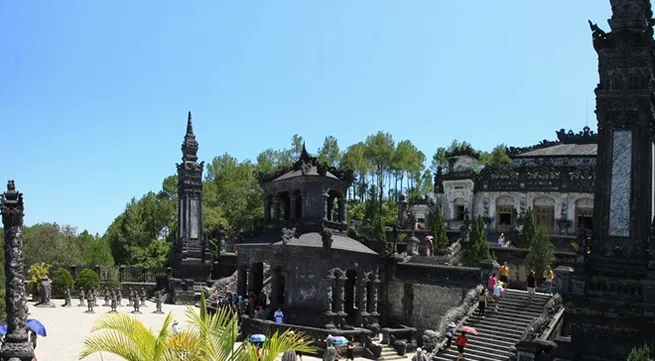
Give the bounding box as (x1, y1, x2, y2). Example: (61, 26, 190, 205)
(356, 273, 369, 327)
(338, 198, 347, 224)
(264, 196, 272, 223)
(336, 270, 347, 327)
(0, 181, 35, 361)
(322, 190, 330, 221)
(369, 272, 381, 328)
(272, 198, 280, 223)
(325, 271, 336, 329)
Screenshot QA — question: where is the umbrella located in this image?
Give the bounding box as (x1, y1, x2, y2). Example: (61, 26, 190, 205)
(27, 319, 47, 337)
(249, 334, 267, 343)
(459, 326, 478, 335)
(331, 336, 348, 345)
(0, 320, 46, 337)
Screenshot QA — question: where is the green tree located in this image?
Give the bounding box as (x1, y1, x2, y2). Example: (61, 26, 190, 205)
(460, 216, 490, 266)
(364, 132, 395, 205)
(52, 268, 75, 297)
(517, 207, 537, 248)
(627, 344, 652, 361)
(317, 135, 341, 167)
(525, 226, 556, 282)
(340, 142, 370, 200)
(430, 205, 449, 253)
(480, 144, 512, 167)
(80, 293, 312, 361)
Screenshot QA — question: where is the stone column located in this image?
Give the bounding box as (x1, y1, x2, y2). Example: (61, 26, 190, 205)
(272, 199, 280, 223)
(290, 194, 297, 221)
(264, 197, 272, 223)
(325, 271, 336, 329)
(271, 268, 280, 309)
(356, 274, 369, 327)
(237, 265, 248, 297)
(370, 272, 381, 328)
(338, 198, 347, 224)
(1, 181, 35, 361)
(336, 270, 347, 327)
(322, 190, 330, 221)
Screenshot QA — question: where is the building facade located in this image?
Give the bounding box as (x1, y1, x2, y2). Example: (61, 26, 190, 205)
(435, 127, 597, 237)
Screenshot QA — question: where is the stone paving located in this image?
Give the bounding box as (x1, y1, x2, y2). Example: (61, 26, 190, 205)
(29, 300, 406, 361)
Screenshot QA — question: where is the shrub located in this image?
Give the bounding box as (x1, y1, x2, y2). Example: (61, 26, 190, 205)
(525, 226, 556, 282)
(51, 268, 74, 297)
(517, 207, 536, 248)
(27, 262, 51, 296)
(627, 344, 652, 361)
(430, 205, 449, 253)
(75, 268, 100, 291)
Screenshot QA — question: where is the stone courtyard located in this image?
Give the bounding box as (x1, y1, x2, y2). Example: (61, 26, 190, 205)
(29, 300, 401, 361)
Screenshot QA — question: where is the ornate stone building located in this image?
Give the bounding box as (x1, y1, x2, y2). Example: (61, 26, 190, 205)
(555, 1, 655, 360)
(235, 145, 382, 329)
(434, 127, 597, 237)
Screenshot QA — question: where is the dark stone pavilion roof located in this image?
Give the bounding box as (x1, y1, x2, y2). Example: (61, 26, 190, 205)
(238, 229, 378, 255)
(506, 126, 598, 158)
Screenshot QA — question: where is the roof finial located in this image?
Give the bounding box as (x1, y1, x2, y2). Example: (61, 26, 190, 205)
(300, 141, 310, 161)
(186, 111, 194, 136)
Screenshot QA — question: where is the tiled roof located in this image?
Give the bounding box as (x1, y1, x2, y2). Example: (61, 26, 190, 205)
(514, 144, 597, 157)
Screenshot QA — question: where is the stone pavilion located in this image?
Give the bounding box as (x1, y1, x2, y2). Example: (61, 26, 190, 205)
(235, 145, 382, 329)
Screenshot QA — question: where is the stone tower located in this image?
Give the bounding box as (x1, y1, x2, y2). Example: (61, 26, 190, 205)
(171, 111, 209, 280)
(557, 2, 655, 360)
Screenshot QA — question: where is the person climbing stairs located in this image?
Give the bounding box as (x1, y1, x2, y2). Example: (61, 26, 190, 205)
(433, 289, 553, 361)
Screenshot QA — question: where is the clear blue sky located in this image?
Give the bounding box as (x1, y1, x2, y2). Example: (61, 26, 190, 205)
(0, 1, 610, 235)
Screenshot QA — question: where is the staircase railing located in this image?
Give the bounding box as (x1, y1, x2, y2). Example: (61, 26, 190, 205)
(424, 284, 483, 360)
(509, 294, 564, 361)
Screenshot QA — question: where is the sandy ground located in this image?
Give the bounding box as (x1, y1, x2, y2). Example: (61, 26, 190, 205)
(29, 300, 410, 361)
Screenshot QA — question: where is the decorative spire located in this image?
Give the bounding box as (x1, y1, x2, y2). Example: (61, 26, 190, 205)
(607, 0, 654, 32)
(181, 111, 199, 162)
(299, 141, 310, 162)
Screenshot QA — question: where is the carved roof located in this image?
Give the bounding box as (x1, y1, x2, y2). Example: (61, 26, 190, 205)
(258, 143, 355, 185)
(181, 111, 199, 163)
(507, 126, 598, 157)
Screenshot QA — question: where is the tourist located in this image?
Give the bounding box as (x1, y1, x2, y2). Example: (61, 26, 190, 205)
(255, 306, 266, 319)
(346, 337, 355, 361)
(527, 270, 536, 302)
(455, 332, 468, 361)
(323, 337, 337, 361)
(29, 330, 37, 350)
(497, 233, 505, 248)
(543, 266, 554, 295)
(492, 281, 503, 312)
(256, 342, 263, 361)
(444, 322, 456, 349)
(412, 347, 426, 361)
(171, 320, 181, 335)
(499, 262, 509, 289)
(487, 273, 497, 292)
(274, 308, 284, 323)
(478, 288, 487, 318)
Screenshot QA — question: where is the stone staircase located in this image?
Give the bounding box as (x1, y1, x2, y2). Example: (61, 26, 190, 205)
(433, 289, 552, 361)
(378, 344, 406, 361)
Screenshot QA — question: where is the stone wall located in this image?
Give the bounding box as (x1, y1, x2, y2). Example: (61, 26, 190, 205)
(386, 262, 480, 335)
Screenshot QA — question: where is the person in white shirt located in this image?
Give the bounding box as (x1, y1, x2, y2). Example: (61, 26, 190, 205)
(171, 320, 181, 335)
(497, 233, 505, 248)
(492, 282, 503, 312)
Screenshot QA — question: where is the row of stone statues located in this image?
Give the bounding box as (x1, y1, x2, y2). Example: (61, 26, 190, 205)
(61, 287, 165, 314)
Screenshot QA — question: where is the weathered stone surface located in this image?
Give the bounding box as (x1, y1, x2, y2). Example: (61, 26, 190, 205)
(608, 130, 632, 237)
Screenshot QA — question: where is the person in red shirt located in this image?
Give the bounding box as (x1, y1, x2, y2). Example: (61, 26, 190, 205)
(455, 332, 468, 361)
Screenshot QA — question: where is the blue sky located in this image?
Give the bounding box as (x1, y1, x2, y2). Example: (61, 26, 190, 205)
(0, 1, 610, 235)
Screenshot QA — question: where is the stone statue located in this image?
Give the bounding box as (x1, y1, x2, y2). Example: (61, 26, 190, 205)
(321, 228, 333, 248)
(78, 287, 85, 307)
(217, 223, 226, 255)
(37, 278, 54, 307)
(140, 288, 147, 307)
(92, 288, 99, 306)
(109, 290, 117, 313)
(117, 289, 123, 306)
(85, 290, 95, 314)
(153, 290, 164, 314)
(63, 288, 72, 307)
(132, 294, 141, 314)
(127, 288, 134, 307)
(103, 288, 110, 307)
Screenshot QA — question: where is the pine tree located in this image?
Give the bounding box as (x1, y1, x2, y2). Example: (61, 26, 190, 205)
(627, 344, 652, 361)
(430, 205, 449, 254)
(525, 226, 555, 281)
(460, 216, 491, 266)
(518, 207, 537, 248)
